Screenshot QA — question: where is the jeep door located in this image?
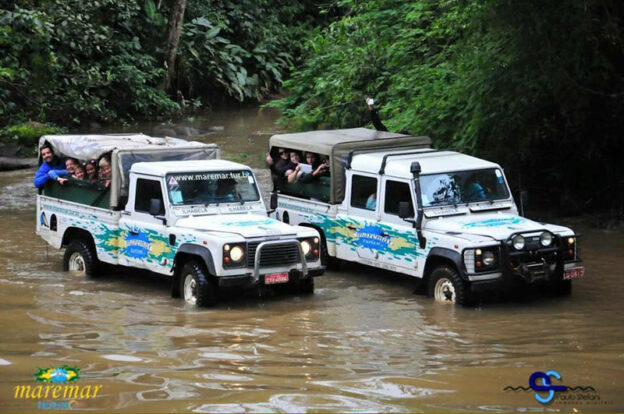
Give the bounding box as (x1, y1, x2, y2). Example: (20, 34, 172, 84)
(118, 175, 173, 275)
(377, 177, 422, 276)
(336, 172, 383, 263)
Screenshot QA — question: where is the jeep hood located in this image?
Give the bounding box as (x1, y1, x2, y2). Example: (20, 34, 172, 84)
(175, 214, 297, 238)
(425, 212, 545, 241)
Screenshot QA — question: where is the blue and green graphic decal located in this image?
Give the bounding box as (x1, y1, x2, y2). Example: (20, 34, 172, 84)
(34, 366, 80, 383)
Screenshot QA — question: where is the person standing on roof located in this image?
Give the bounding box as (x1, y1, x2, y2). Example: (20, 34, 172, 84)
(34, 142, 68, 189)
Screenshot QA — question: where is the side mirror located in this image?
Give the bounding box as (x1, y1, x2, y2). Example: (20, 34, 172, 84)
(398, 201, 412, 219)
(270, 192, 278, 210)
(149, 198, 163, 216)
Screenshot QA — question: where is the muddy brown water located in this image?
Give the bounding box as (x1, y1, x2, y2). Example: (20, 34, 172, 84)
(0, 108, 622, 412)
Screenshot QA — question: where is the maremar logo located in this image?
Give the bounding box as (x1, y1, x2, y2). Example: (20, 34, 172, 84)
(14, 366, 103, 409)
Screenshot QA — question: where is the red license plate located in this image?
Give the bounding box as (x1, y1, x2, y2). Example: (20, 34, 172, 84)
(563, 267, 584, 280)
(264, 272, 289, 285)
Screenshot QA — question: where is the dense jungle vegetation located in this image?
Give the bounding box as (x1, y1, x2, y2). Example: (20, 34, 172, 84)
(273, 0, 624, 214)
(1, 0, 622, 212)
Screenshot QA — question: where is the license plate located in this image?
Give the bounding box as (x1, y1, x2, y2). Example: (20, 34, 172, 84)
(563, 267, 584, 280)
(264, 272, 289, 285)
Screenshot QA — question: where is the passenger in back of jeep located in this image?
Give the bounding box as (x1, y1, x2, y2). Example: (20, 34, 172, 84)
(34, 143, 68, 188)
(85, 159, 98, 184)
(299, 153, 330, 184)
(72, 163, 86, 180)
(266, 148, 290, 189)
(98, 157, 112, 188)
(65, 158, 79, 176)
(284, 151, 301, 182)
(288, 151, 319, 184)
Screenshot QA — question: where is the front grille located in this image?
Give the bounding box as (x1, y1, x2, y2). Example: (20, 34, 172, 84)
(247, 241, 301, 268)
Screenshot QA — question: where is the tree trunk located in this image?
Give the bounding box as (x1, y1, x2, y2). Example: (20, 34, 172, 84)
(163, 0, 187, 93)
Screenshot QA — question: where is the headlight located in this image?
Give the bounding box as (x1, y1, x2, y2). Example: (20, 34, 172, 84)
(299, 237, 320, 261)
(230, 246, 244, 262)
(482, 251, 496, 266)
(512, 235, 525, 250)
(223, 243, 246, 266)
(301, 240, 311, 256)
(564, 236, 576, 260)
(474, 248, 498, 271)
(540, 232, 553, 247)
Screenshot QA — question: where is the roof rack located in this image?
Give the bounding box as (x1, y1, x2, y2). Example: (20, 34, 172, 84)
(346, 145, 427, 170)
(378, 149, 439, 175)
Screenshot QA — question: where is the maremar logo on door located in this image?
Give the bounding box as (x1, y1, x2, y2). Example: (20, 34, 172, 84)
(14, 366, 103, 409)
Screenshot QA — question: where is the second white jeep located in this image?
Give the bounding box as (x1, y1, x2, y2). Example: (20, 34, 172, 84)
(268, 128, 584, 305)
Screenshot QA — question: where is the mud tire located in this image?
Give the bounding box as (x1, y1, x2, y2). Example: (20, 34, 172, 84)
(63, 240, 99, 277)
(180, 261, 217, 307)
(428, 265, 472, 306)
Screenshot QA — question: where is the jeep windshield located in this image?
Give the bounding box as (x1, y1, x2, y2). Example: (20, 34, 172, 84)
(166, 170, 260, 206)
(419, 168, 510, 207)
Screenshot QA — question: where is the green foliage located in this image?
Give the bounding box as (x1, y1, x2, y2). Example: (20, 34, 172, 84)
(178, 0, 317, 103)
(0, 0, 179, 124)
(272, 0, 624, 211)
(0, 121, 67, 155)
(0, 0, 325, 125)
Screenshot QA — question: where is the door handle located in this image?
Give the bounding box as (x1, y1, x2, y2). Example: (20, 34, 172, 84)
(128, 230, 139, 236)
(347, 225, 358, 231)
(380, 232, 389, 237)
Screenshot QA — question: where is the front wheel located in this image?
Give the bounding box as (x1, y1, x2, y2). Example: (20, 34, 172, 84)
(180, 261, 217, 307)
(63, 240, 99, 277)
(428, 265, 471, 305)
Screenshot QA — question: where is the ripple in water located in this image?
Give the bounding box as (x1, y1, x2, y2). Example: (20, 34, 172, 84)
(102, 354, 144, 362)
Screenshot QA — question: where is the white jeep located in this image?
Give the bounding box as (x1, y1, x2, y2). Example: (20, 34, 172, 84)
(268, 128, 584, 305)
(36, 134, 324, 307)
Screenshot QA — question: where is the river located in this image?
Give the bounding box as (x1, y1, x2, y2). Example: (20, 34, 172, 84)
(0, 107, 622, 412)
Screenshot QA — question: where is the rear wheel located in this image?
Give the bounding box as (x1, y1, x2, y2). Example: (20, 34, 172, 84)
(63, 240, 99, 277)
(428, 265, 471, 305)
(180, 261, 217, 307)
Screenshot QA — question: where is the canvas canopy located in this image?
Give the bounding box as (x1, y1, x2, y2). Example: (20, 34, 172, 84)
(269, 128, 432, 204)
(39, 134, 219, 208)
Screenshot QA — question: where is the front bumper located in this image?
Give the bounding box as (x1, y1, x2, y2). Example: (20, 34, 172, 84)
(219, 239, 323, 288)
(465, 233, 583, 293)
(218, 267, 325, 288)
(469, 262, 584, 292)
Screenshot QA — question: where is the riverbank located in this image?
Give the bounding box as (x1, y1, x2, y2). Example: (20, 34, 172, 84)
(0, 157, 36, 172)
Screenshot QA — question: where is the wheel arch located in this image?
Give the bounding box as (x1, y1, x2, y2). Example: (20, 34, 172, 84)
(424, 247, 467, 284)
(171, 244, 216, 297)
(62, 227, 96, 250)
